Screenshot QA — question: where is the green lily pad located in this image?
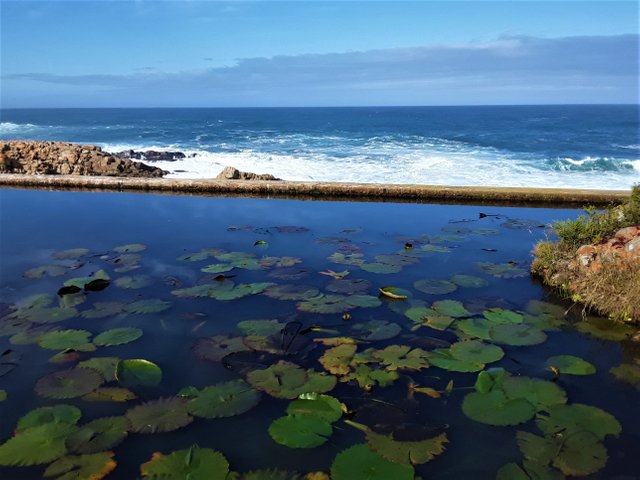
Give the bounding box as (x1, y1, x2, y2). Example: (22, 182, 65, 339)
(237, 319, 285, 336)
(193, 335, 249, 362)
(16, 405, 82, 433)
(483, 308, 524, 324)
(351, 320, 401, 341)
(82, 387, 137, 402)
(116, 359, 162, 387)
(370, 345, 431, 371)
(375, 254, 420, 266)
(177, 249, 219, 262)
(114, 275, 153, 289)
(574, 316, 635, 341)
(24, 264, 67, 279)
(450, 274, 489, 288)
(346, 295, 383, 308)
(126, 397, 193, 433)
(171, 284, 224, 298)
(432, 300, 470, 318)
(38, 329, 93, 351)
(18, 306, 78, 324)
(476, 262, 528, 279)
(462, 390, 536, 426)
(516, 430, 557, 466)
(140, 445, 229, 479)
(64, 269, 110, 289)
(502, 377, 567, 410)
(213, 282, 276, 300)
(414, 279, 457, 295)
(114, 243, 146, 253)
(610, 363, 640, 385)
(247, 361, 336, 399)
(553, 430, 608, 476)
(330, 444, 414, 480)
(449, 340, 504, 364)
(182, 379, 260, 419)
(94, 327, 143, 347)
(287, 393, 343, 423)
(535, 403, 621, 441)
(52, 248, 90, 260)
(403, 306, 438, 323)
(328, 252, 365, 266)
(269, 414, 333, 448)
(474, 368, 510, 394)
(259, 256, 303, 268)
(360, 262, 402, 274)
(0, 390, 5, 401)
(319, 344, 358, 376)
(297, 295, 350, 314)
(546, 355, 596, 375)
(490, 324, 547, 346)
(421, 244, 452, 253)
(81, 302, 126, 319)
(263, 284, 321, 301)
(0, 423, 76, 466)
(66, 416, 129, 454)
(496, 463, 529, 480)
(77, 357, 120, 382)
(429, 349, 485, 373)
(35, 368, 103, 399)
(44, 451, 117, 480)
(342, 364, 399, 390)
(124, 299, 171, 314)
(326, 278, 372, 295)
(201, 263, 235, 274)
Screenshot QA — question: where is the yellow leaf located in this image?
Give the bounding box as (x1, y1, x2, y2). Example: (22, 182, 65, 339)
(379, 287, 408, 300)
(413, 387, 441, 399)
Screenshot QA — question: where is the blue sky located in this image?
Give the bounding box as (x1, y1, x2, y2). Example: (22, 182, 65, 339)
(1, 1, 638, 107)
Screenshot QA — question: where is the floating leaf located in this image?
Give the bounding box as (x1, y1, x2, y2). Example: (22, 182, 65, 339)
(82, 387, 137, 402)
(351, 320, 401, 341)
(116, 359, 162, 387)
(64, 270, 110, 289)
(77, 357, 120, 382)
(360, 262, 402, 274)
(177, 249, 217, 262)
(490, 324, 547, 346)
(18, 306, 78, 324)
(378, 286, 409, 300)
(201, 263, 235, 274)
(450, 274, 489, 288)
(553, 430, 607, 476)
(432, 300, 470, 318)
(247, 361, 336, 399)
(346, 295, 383, 308)
(535, 403, 621, 441)
(330, 444, 414, 480)
(328, 252, 365, 266)
(182, 379, 261, 419)
(25, 264, 67, 279)
(449, 340, 504, 364)
(269, 414, 333, 448)
(125, 299, 171, 314)
(456, 318, 493, 340)
(474, 368, 509, 394)
(16, 405, 82, 433)
(115, 275, 153, 289)
(287, 393, 343, 423)
(496, 463, 529, 480)
(126, 397, 193, 433)
(319, 344, 357, 376)
(264, 284, 321, 301)
(38, 329, 93, 351)
(421, 244, 451, 253)
(44, 451, 117, 480)
(414, 279, 457, 295)
(297, 295, 348, 314)
(429, 349, 484, 373)
(238, 319, 285, 336)
(476, 262, 528, 279)
(0, 423, 76, 466)
(193, 335, 249, 362)
(463, 390, 535, 426)
(94, 327, 143, 347)
(327, 279, 372, 295)
(140, 445, 229, 479)
(66, 416, 129, 454)
(52, 248, 90, 260)
(81, 302, 125, 319)
(545, 355, 595, 375)
(35, 368, 103, 399)
(502, 377, 567, 410)
(114, 243, 146, 253)
(483, 308, 524, 324)
(574, 316, 634, 341)
(259, 256, 302, 268)
(610, 363, 640, 385)
(370, 345, 430, 371)
(342, 364, 399, 390)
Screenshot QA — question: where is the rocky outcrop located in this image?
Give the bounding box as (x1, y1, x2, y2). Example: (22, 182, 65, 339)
(114, 150, 187, 162)
(576, 226, 640, 270)
(0, 141, 166, 177)
(216, 166, 280, 181)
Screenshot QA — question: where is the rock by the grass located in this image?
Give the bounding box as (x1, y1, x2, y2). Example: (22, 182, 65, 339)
(216, 166, 280, 181)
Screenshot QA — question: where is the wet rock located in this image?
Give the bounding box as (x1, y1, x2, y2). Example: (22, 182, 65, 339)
(216, 166, 280, 181)
(114, 149, 186, 162)
(0, 141, 166, 177)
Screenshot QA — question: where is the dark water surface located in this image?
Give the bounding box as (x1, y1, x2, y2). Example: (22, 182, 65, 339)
(0, 189, 638, 479)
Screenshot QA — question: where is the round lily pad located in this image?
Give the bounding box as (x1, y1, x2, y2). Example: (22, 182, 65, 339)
(247, 361, 336, 399)
(77, 357, 120, 382)
(546, 355, 596, 375)
(53, 248, 90, 260)
(502, 377, 567, 410)
(432, 300, 470, 318)
(483, 308, 524, 324)
(0, 423, 76, 466)
(38, 329, 94, 351)
(287, 393, 343, 423)
(24, 264, 67, 279)
(94, 327, 143, 347)
(16, 405, 82, 433)
(330, 444, 414, 480)
(114, 243, 146, 253)
(183, 379, 261, 419)
(574, 316, 634, 341)
(82, 387, 137, 402)
(193, 335, 249, 362)
(553, 430, 608, 476)
(351, 320, 401, 341)
(535, 403, 621, 440)
(297, 295, 351, 314)
(66, 416, 130, 454)
(450, 275, 488, 288)
(326, 278, 372, 295)
(124, 299, 171, 314)
(237, 319, 285, 336)
(450, 340, 504, 364)
(126, 397, 193, 433)
(490, 324, 547, 346)
(456, 318, 493, 340)
(114, 275, 153, 289)
(263, 284, 321, 301)
(140, 445, 228, 479)
(35, 368, 103, 399)
(116, 359, 162, 387)
(269, 414, 333, 448)
(610, 363, 640, 385)
(43, 451, 117, 480)
(414, 279, 457, 295)
(462, 390, 536, 426)
(429, 349, 484, 373)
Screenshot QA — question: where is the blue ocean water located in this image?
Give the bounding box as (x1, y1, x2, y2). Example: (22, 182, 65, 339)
(1, 105, 638, 188)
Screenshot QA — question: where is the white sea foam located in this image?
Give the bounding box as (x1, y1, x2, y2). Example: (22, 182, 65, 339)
(0, 122, 38, 134)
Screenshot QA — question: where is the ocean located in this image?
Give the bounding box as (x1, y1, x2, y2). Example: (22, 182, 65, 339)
(1, 105, 638, 189)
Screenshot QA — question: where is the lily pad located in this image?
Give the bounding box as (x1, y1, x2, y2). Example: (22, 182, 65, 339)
(211, 282, 275, 300)
(66, 416, 130, 454)
(450, 275, 489, 288)
(449, 340, 504, 364)
(268, 267, 310, 280)
(574, 316, 635, 341)
(360, 262, 402, 274)
(610, 363, 640, 385)
(116, 359, 162, 387)
(201, 263, 235, 274)
(370, 345, 431, 371)
(0, 423, 76, 466)
(44, 451, 117, 480)
(52, 248, 90, 260)
(414, 279, 457, 295)
(490, 324, 547, 346)
(263, 284, 321, 301)
(125, 299, 171, 314)
(182, 379, 261, 419)
(19, 306, 78, 324)
(35, 368, 103, 399)
(94, 327, 143, 347)
(24, 265, 67, 279)
(126, 397, 193, 433)
(140, 445, 229, 479)
(535, 403, 621, 441)
(351, 320, 401, 341)
(238, 319, 285, 336)
(247, 361, 336, 399)
(546, 355, 596, 375)
(193, 335, 249, 362)
(429, 349, 485, 373)
(82, 387, 137, 402)
(463, 390, 535, 426)
(502, 377, 567, 410)
(476, 262, 528, 279)
(432, 300, 470, 318)
(319, 344, 357, 376)
(287, 393, 343, 423)
(328, 252, 365, 266)
(553, 430, 608, 476)
(330, 444, 414, 480)
(269, 414, 333, 448)
(483, 308, 524, 324)
(81, 302, 125, 319)
(64, 270, 110, 289)
(326, 278, 372, 295)
(114, 275, 153, 289)
(77, 357, 120, 382)
(297, 295, 349, 314)
(342, 364, 399, 390)
(38, 329, 93, 351)
(16, 405, 82, 433)
(114, 243, 146, 253)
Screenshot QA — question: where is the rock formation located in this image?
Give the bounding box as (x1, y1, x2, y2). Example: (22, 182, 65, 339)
(216, 166, 280, 181)
(114, 150, 186, 162)
(0, 141, 166, 177)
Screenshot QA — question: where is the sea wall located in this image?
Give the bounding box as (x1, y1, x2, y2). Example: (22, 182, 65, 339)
(0, 141, 166, 177)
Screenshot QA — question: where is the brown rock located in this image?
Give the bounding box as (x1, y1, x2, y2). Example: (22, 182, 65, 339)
(216, 166, 280, 181)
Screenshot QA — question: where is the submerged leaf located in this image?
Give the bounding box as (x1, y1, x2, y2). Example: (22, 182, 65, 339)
(125, 299, 171, 314)
(450, 274, 488, 288)
(193, 335, 249, 362)
(126, 397, 193, 434)
(35, 368, 103, 399)
(351, 320, 401, 341)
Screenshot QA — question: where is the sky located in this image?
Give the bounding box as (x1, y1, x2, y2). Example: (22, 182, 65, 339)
(1, 1, 638, 107)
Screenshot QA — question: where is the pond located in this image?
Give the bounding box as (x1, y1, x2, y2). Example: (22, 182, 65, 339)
(0, 188, 638, 480)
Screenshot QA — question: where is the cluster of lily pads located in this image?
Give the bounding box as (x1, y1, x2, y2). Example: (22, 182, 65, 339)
(0, 218, 638, 479)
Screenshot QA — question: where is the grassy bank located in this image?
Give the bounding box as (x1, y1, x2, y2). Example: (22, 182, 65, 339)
(532, 185, 640, 322)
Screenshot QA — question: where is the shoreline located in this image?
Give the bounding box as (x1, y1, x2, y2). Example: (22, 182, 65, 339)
(0, 173, 630, 207)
